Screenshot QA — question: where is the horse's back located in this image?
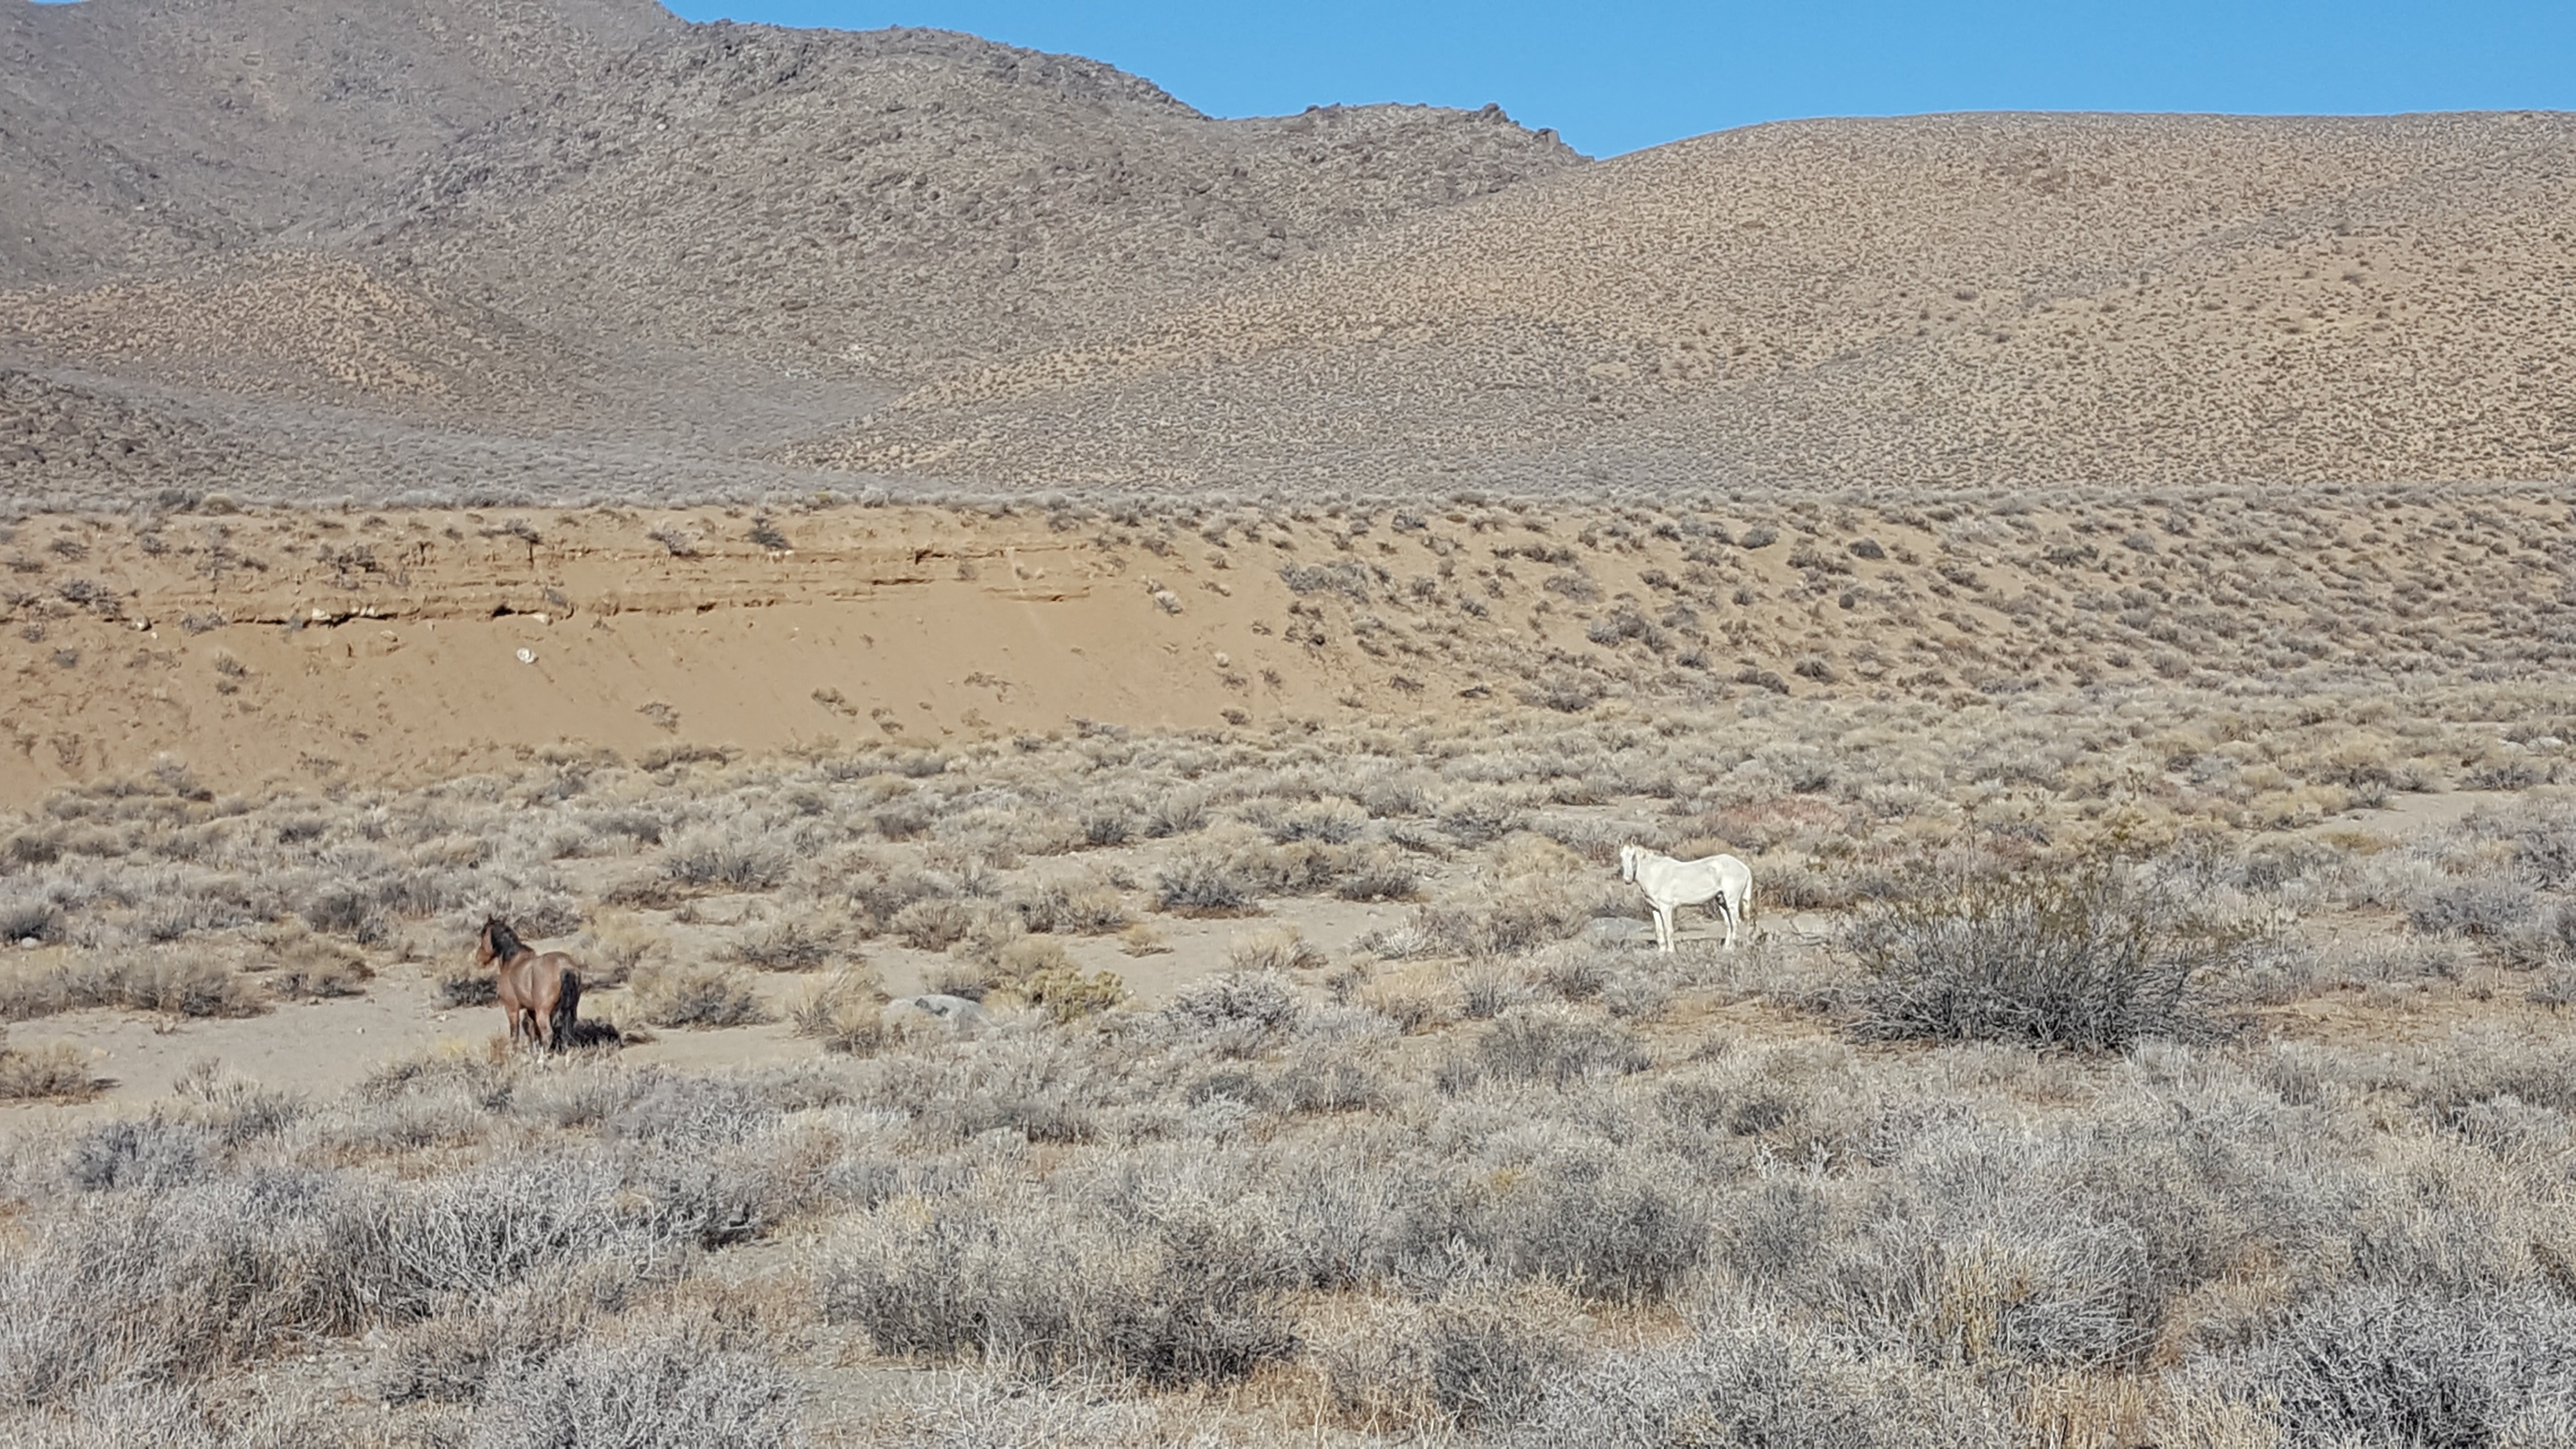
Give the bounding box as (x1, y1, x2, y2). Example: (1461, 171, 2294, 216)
(496, 950, 578, 1008)
(1647, 853, 1752, 904)
(534, 952, 579, 998)
(1640, 856, 1722, 904)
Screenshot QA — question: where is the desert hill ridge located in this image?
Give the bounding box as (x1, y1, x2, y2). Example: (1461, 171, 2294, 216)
(819, 110, 2576, 492)
(1, 0, 2572, 507)
(362, 20, 1580, 379)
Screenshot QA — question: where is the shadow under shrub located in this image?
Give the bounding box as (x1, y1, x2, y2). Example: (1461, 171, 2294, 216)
(1844, 870, 2226, 1051)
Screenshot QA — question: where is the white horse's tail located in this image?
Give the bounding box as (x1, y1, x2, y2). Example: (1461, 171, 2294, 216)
(1741, 879, 1755, 924)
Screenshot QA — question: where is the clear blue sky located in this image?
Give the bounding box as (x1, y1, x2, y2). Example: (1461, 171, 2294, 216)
(663, 1, 2576, 157)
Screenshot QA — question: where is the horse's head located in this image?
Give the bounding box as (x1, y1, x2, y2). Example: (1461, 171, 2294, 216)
(1619, 844, 1639, 882)
(478, 917, 523, 967)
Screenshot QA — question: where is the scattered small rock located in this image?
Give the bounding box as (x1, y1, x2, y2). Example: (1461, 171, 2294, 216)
(886, 994, 993, 1032)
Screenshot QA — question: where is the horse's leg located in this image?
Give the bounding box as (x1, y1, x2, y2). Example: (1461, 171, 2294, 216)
(1655, 902, 1674, 953)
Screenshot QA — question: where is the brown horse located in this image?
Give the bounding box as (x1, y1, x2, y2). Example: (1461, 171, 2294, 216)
(476, 918, 582, 1050)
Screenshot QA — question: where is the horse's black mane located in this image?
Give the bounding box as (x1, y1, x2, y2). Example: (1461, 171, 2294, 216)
(484, 918, 526, 961)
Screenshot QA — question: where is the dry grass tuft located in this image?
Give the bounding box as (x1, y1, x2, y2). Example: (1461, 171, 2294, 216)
(889, 898, 974, 952)
(254, 927, 375, 1000)
(1007, 868, 1133, 934)
(582, 916, 663, 986)
(1019, 967, 1128, 1023)
(790, 968, 889, 1054)
(0, 950, 266, 1021)
(1226, 926, 1324, 974)
(0, 1028, 99, 1100)
(723, 916, 847, 972)
(1117, 921, 1172, 956)
(629, 960, 769, 1029)
(1154, 847, 1260, 916)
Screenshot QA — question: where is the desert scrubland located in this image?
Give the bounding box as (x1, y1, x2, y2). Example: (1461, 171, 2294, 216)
(6, 674, 2576, 1446)
(8, 0, 2576, 1443)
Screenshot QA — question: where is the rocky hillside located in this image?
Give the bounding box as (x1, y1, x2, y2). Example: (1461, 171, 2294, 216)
(367, 24, 1582, 378)
(1, 0, 1578, 500)
(3, 0, 2569, 506)
(815, 111, 2576, 493)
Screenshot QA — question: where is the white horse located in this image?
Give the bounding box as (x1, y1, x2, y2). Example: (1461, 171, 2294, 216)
(1619, 844, 1755, 952)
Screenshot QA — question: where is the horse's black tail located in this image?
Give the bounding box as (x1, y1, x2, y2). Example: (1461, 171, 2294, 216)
(549, 968, 581, 1050)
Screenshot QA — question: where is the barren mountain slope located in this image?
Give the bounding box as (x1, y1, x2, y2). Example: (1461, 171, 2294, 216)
(4, 0, 1580, 505)
(0, 0, 677, 288)
(8, 0, 2572, 507)
(0, 254, 626, 421)
(816, 111, 2576, 492)
(364, 24, 1584, 378)
(0, 0, 709, 473)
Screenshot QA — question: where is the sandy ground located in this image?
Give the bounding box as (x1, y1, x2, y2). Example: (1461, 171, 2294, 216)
(3, 504, 1548, 804)
(12, 494, 2573, 809)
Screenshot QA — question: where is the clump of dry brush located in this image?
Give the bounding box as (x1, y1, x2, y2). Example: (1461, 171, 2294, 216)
(1843, 868, 2243, 1051)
